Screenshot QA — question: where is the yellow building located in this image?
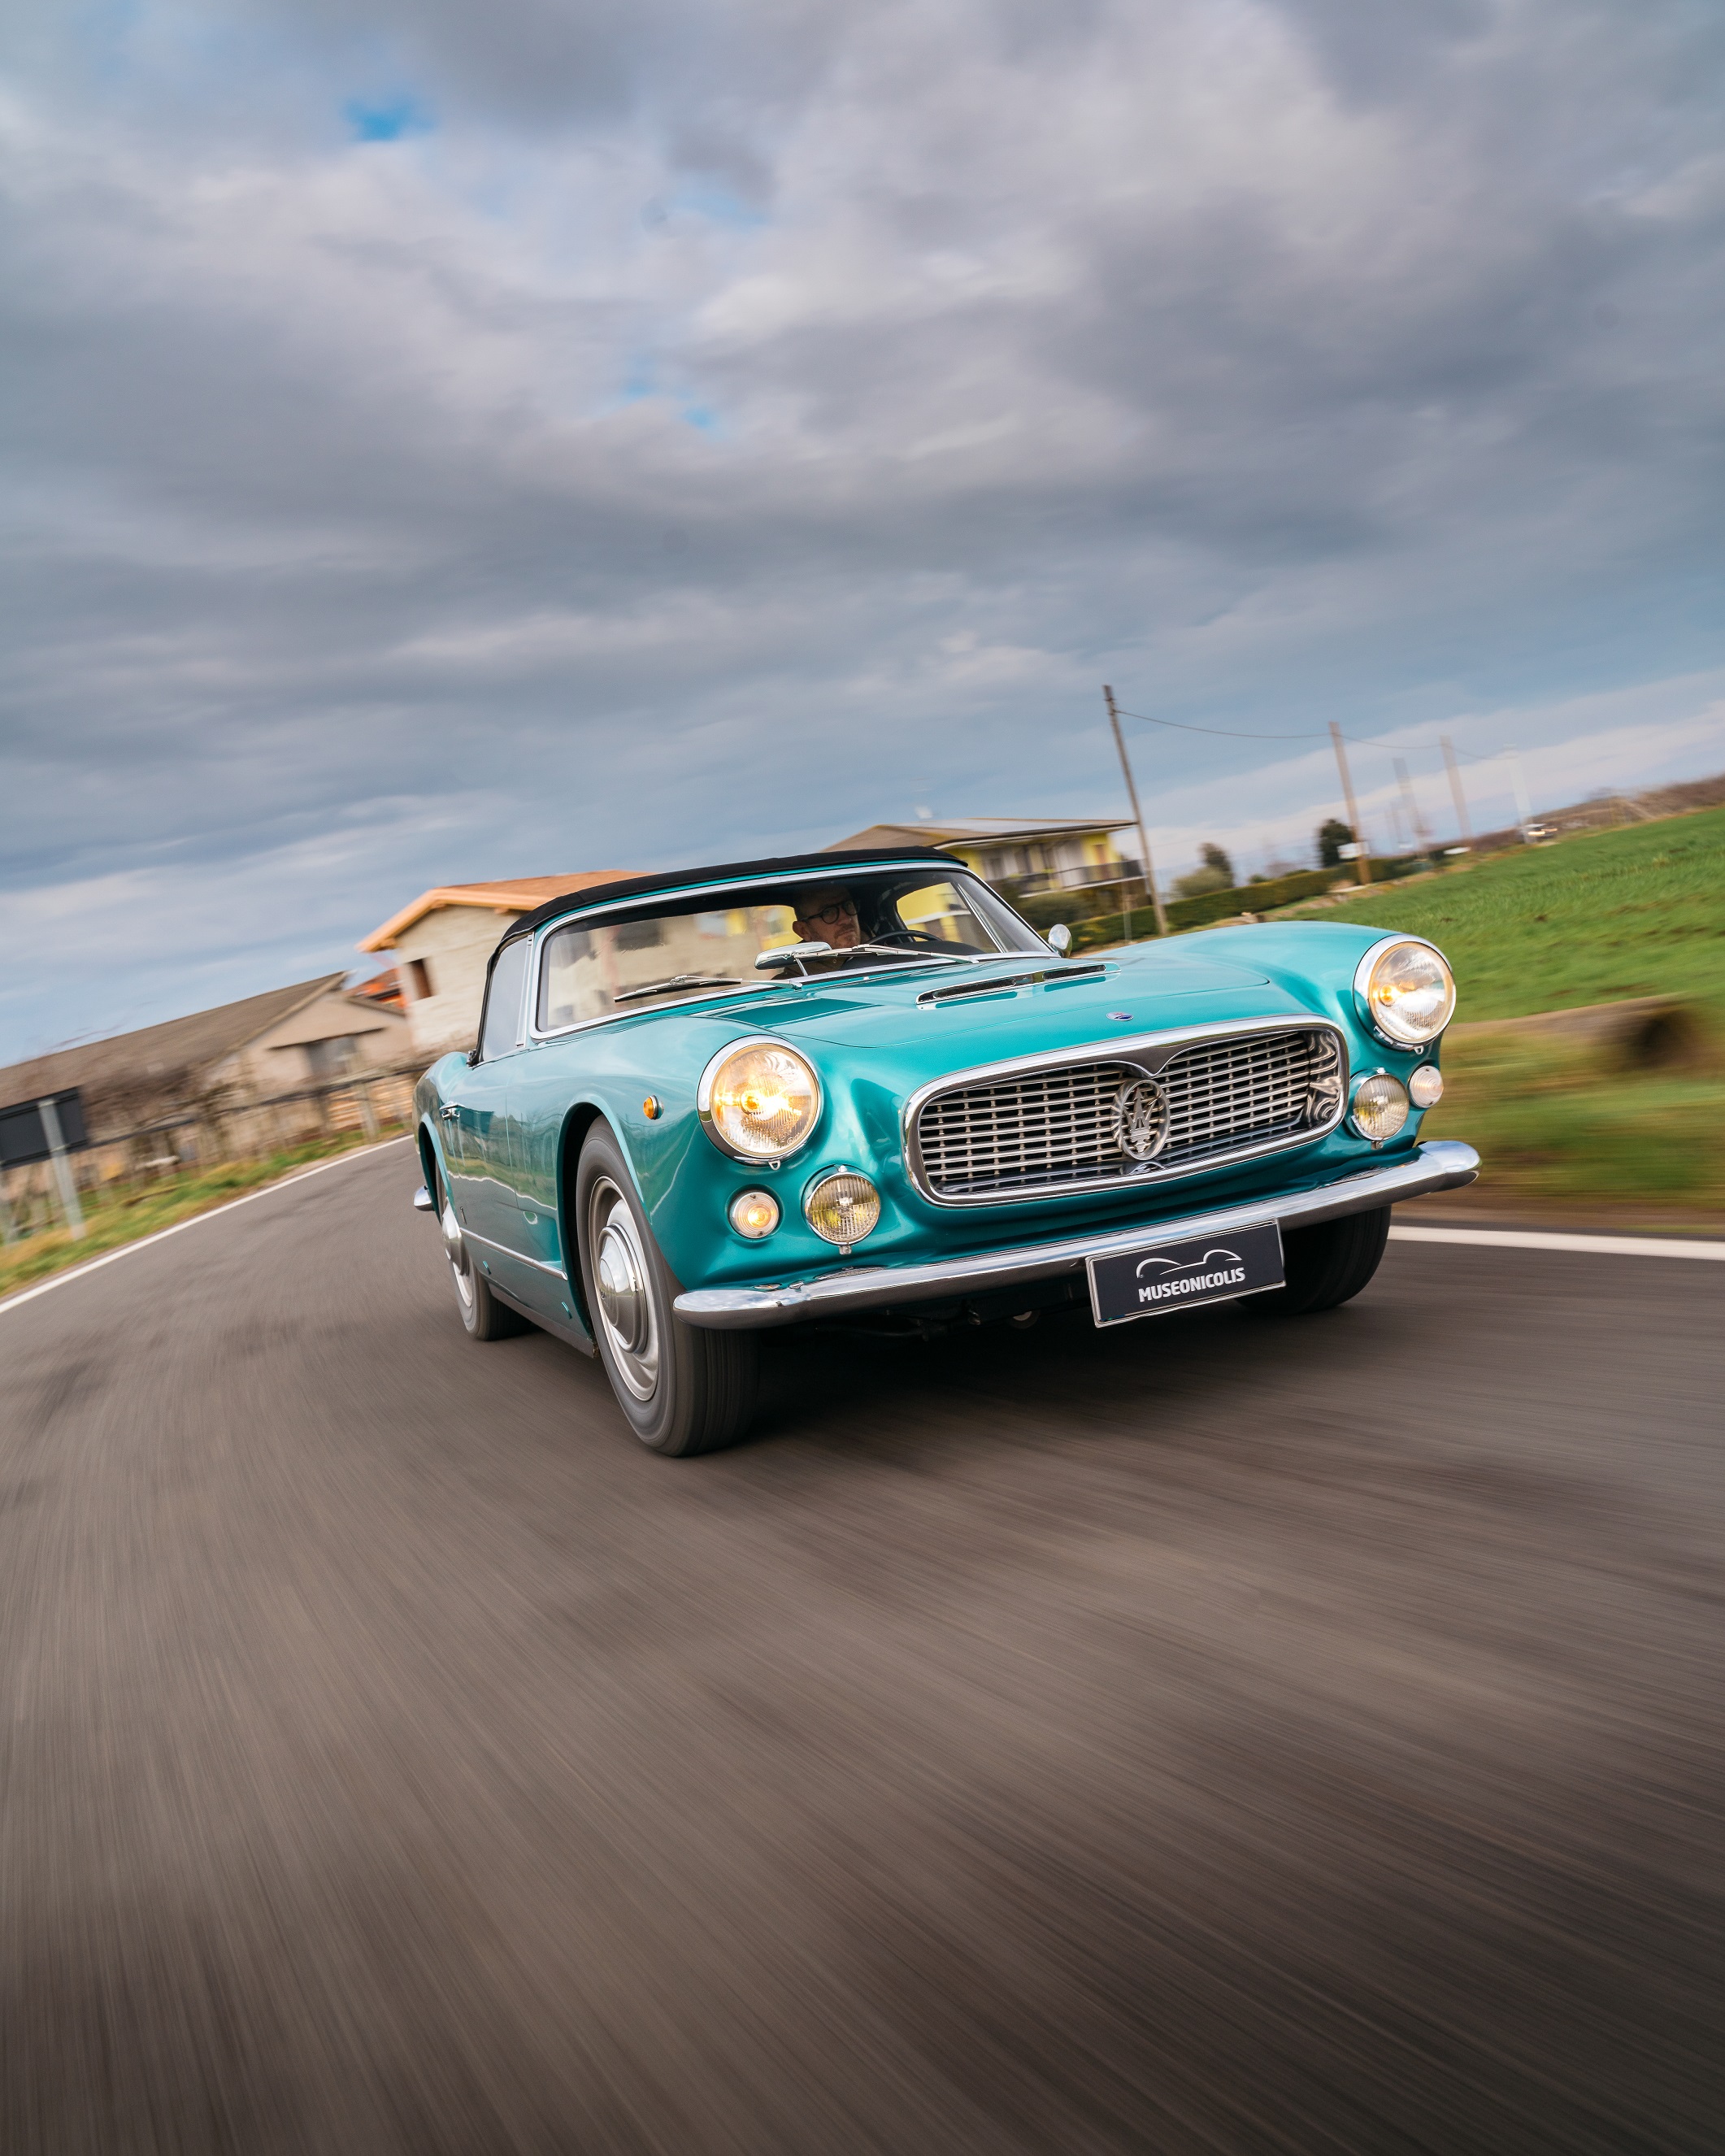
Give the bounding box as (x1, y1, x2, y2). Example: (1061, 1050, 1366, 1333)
(828, 816, 1138, 899)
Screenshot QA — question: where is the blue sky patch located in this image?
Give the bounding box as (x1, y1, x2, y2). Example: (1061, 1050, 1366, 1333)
(345, 94, 431, 143)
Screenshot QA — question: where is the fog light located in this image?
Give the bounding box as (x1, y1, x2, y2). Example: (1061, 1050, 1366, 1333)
(728, 1189, 780, 1240)
(1409, 1065, 1444, 1108)
(1350, 1073, 1410, 1143)
(803, 1171, 881, 1249)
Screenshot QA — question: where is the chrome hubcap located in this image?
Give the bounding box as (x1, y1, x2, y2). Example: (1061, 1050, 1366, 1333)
(589, 1180, 659, 1401)
(442, 1201, 474, 1310)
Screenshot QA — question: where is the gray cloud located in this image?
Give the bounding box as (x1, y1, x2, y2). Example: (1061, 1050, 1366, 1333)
(2, 0, 1723, 1050)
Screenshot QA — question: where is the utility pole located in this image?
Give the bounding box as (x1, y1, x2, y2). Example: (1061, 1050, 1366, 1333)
(1103, 686, 1168, 937)
(1393, 756, 1432, 859)
(1328, 721, 1372, 885)
(1441, 735, 1472, 846)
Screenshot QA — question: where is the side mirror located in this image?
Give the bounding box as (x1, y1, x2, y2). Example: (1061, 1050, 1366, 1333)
(1047, 923, 1072, 955)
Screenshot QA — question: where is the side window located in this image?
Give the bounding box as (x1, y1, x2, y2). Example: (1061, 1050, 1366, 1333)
(479, 938, 530, 1060)
(538, 925, 596, 1030)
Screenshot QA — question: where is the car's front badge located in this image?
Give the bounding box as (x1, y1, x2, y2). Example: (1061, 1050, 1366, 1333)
(1109, 1011, 1133, 1021)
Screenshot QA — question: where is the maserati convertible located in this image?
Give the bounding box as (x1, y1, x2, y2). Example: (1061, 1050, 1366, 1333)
(412, 845, 1477, 1454)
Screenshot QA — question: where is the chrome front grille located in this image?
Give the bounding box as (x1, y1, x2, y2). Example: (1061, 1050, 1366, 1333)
(910, 1026, 1345, 1202)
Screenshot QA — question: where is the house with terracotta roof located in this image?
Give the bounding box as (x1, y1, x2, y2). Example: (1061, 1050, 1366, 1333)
(358, 874, 628, 1057)
(0, 973, 412, 1169)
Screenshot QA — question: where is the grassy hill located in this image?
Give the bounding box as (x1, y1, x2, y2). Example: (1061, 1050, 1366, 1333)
(1284, 806, 1725, 1023)
(1284, 808, 1725, 1217)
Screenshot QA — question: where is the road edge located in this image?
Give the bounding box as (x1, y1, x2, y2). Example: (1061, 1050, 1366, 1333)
(0, 1136, 414, 1319)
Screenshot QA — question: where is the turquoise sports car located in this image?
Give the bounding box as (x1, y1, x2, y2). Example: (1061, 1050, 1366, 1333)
(412, 846, 1477, 1454)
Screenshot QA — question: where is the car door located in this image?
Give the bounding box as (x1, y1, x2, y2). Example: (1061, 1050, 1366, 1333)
(444, 937, 531, 1266)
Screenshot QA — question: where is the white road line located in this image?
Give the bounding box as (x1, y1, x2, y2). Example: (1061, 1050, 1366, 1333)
(0, 1137, 414, 1318)
(7, 1156, 1714, 1319)
(1391, 1224, 1725, 1262)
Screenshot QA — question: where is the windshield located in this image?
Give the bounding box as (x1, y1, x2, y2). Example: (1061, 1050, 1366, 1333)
(536, 871, 1047, 1031)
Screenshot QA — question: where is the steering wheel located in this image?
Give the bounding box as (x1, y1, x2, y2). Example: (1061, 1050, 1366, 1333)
(865, 928, 971, 952)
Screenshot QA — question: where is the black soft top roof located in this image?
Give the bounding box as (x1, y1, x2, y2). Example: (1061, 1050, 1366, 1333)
(501, 845, 958, 946)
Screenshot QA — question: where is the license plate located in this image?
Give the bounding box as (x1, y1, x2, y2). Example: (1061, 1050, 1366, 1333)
(1087, 1222, 1284, 1328)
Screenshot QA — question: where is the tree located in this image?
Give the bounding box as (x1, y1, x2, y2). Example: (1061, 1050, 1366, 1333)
(1317, 819, 1354, 869)
(1173, 841, 1236, 900)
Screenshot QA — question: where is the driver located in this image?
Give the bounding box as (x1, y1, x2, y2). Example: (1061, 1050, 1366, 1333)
(791, 886, 862, 953)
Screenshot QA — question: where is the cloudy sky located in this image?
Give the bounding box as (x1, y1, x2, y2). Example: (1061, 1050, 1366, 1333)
(3, 0, 1723, 1051)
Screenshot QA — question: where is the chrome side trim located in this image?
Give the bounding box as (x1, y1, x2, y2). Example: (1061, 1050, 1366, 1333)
(674, 1141, 1480, 1328)
(901, 1015, 1350, 1206)
(459, 1226, 569, 1278)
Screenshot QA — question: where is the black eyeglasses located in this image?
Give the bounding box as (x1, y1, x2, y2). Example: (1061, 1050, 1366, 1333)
(802, 900, 856, 925)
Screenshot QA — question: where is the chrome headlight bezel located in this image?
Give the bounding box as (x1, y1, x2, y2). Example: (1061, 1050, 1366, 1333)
(1353, 935, 1456, 1048)
(802, 1167, 882, 1249)
(697, 1036, 823, 1163)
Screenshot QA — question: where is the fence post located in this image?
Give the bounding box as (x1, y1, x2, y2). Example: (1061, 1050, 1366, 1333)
(357, 1080, 380, 1141)
(40, 1097, 86, 1241)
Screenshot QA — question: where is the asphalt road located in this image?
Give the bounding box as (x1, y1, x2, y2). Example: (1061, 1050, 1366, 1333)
(2, 1141, 1721, 2156)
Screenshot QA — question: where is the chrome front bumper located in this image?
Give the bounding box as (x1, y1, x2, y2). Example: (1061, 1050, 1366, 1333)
(675, 1140, 1480, 1330)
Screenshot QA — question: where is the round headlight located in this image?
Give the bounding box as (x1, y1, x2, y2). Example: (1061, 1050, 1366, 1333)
(803, 1171, 880, 1248)
(699, 1040, 821, 1161)
(1350, 1073, 1410, 1142)
(728, 1189, 781, 1240)
(1356, 938, 1455, 1045)
(1409, 1064, 1444, 1108)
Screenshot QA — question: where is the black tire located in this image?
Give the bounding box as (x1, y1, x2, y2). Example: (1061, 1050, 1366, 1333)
(574, 1123, 758, 1456)
(432, 1154, 529, 1341)
(1245, 1206, 1391, 1318)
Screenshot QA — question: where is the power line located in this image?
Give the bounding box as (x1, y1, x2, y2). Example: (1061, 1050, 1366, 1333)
(1111, 706, 1329, 743)
(1113, 702, 1517, 764)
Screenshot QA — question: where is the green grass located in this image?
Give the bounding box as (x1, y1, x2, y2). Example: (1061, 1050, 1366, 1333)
(1283, 805, 1725, 1024)
(1281, 807, 1725, 1217)
(1420, 1031, 1725, 1215)
(0, 1130, 392, 1302)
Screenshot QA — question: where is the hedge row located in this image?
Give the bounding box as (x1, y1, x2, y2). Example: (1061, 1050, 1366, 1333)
(1039, 858, 1421, 949)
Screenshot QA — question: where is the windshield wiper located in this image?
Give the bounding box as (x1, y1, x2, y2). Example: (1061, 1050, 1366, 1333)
(837, 942, 971, 965)
(612, 974, 745, 1004)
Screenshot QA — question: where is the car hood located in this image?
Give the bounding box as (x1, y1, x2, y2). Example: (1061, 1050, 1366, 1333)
(714, 943, 1298, 1067)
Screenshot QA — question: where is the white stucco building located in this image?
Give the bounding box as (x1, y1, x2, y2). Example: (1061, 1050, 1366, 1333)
(358, 872, 627, 1058)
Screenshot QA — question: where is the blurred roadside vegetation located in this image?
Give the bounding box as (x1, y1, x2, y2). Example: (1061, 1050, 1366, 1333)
(1419, 1029, 1725, 1215)
(1288, 808, 1725, 1216)
(0, 1131, 388, 1302)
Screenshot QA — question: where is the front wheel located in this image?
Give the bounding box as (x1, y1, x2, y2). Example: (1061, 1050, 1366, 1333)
(575, 1124, 758, 1455)
(1245, 1206, 1390, 1318)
